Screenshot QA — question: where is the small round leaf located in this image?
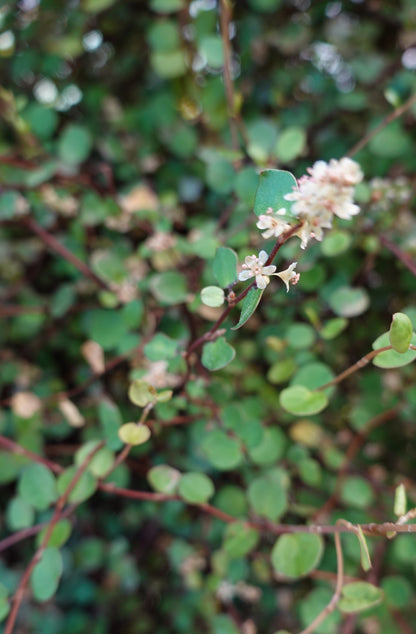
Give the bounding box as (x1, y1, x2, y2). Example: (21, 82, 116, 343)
(389, 312, 413, 353)
(271, 533, 324, 578)
(280, 385, 328, 416)
(178, 472, 214, 504)
(118, 423, 151, 446)
(201, 286, 225, 308)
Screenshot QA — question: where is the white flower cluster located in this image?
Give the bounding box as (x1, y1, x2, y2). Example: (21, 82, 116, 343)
(256, 157, 363, 249)
(238, 250, 299, 291)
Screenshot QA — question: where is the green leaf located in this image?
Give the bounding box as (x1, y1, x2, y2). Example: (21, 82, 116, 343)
(83, 309, 129, 351)
(75, 441, 115, 478)
(0, 191, 20, 220)
(99, 400, 124, 451)
(394, 483, 407, 517)
(30, 547, 63, 602)
(147, 464, 181, 493)
(200, 286, 225, 308)
(320, 317, 348, 340)
(118, 423, 151, 446)
(389, 312, 413, 353)
(275, 127, 306, 162)
(271, 533, 324, 578)
(247, 469, 288, 521)
(36, 519, 72, 549)
(150, 0, 185, 12)
(150, 271, 187, 305)
(381, 576, 413, 608)
(178, 472, 214, 504)
(18, 463, 57, 511)
(201, 429, 243, 470)
(341, 476, 374, 509)
(290, 362, 335, 396)
(58, 124, 93, 165)
(128, 380, 158, 406)
(338, 582, 384, 613)
(201, 337, 235, 371)
(356, 525, 372, 572)
(199, 35, 224, 68)
(213, 247, 238, 288)
(223, 521, 259, 558)
(328, 286, 370, 318)
(151, 49, 187, 78)
(286, 323, 316, 349)
(321, 231, 352, 257)
(232, 287, 263, 330)
(280, 385, 328, 416)
(6, 496, 35, 530)
(248, 427, 286, 466)
(144, 333, 179, 361)
(206, 160, 236, 194)
(57, 467, 97, 504)
(253, 169, 298, 217)
(372, 332, 416, 368)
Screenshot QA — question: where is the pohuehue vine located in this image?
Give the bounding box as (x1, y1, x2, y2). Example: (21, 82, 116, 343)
(1, 1, 416, 633)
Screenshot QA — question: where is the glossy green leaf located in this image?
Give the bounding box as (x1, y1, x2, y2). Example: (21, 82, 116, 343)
(201, 337, 235, 371)
(18, 463, 57, 511)
(320, 317, 348, 340)
(30, 547, 63, 602)
(147, 464, 181, 494)
(178, 472, 214, 504)
(83, 309, 129, 351)
(321, 230, 352, 257)
(232, 287, 263, 330)
(280, 385, 328, 416)
(356, 525, 372, 572)
(223, 521, 259, 558)
(271, 533, 324, 578)
(372, 332, 416, 368)
(253, 169, 298, 216)
(338, 582, 383, 613)
(340, 476, 374, 509)
(213, 247, 238, 288)
(199, 35, 224, 68)
(389, 312, 413, 353)
(200, 286, 225, 308)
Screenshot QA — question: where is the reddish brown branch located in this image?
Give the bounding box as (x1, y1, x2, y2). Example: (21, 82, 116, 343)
(378, 234, 416, 278)
(22, 215, 110, 291)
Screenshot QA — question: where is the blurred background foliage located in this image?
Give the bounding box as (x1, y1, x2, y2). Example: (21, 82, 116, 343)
(1, 0, 416, 632)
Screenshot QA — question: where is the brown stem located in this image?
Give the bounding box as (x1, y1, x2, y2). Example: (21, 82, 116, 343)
(5, 442, 104, 634)
(317, 346, 393, 391)
(0, 506, 75, 554)
(347, 92, 416, 157)
(299, 531, 344, 634)
(219, 0, 239, 153)
(22, 215, 110, 291)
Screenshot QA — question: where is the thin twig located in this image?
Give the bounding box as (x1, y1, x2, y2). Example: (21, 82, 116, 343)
(378, 234, 416, 278)
(299, 531, 344, 634)
(347, 92, 416, 157)
(0, 506, 75, 554)
(317, 346, 393, 391)
(22, 215, 110, 292)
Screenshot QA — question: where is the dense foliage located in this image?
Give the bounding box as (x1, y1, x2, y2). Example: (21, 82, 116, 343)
(1, 1, 416, 632)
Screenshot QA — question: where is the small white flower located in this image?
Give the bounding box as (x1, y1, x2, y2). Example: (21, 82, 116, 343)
(274, 262, 300, 292)
(256, 207, 292, 239)
(238, 250, 276, 289)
